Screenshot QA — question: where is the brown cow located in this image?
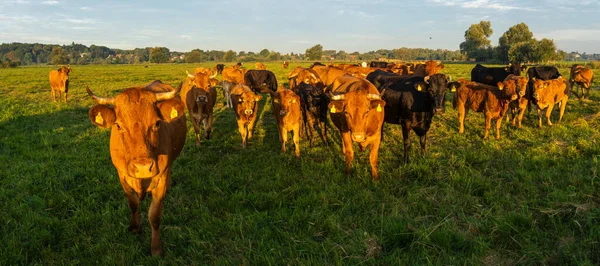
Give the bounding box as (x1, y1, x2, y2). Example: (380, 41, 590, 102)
(194, 67, 216, 77)
(327, 76, 386, 180)
(531, 77, 569, 128)
(344, 66, 379, 78)
(569, 64, 594, 100)
(452, 79, 518, 139)
(86, 80, 186, 256)
(311, 65, 349, 86)
(282, 61, 289, 69)
(230, 84, 262, 148)
(270, 85, 302, 157)
(288, 67, 324, 90)
(49, 66, 71, 103)
(413, 60, 443, 77)
(182, 71, 217, 146)
(255, 62, 266, 70)
(222, 66, 247, 84)
(505, 75, 530, 128)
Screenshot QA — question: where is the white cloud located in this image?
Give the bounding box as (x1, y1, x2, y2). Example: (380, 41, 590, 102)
(427, 0, 536, 11)
(80, 6, 92, 10)
(178, 35, 192, 39)
(539, 29, 600, 42)
(42, 1, 59, 5)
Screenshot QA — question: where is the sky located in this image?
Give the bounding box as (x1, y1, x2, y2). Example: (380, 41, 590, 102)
(1, 0, 599, 54)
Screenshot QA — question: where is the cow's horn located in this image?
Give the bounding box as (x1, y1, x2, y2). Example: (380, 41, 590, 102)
(331, 94, 345, 100)
(156, 82, 181, 101)
(86, 85, 115, 105)
(367, 93, 381, 100)
(424, 75, 430, 84)
(446, 75, 452, 83)
(210, 71, 218, 79)
(186, 70, 194, 78)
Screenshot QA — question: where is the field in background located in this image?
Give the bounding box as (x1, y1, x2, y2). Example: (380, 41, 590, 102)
(1, 62, 599, 264)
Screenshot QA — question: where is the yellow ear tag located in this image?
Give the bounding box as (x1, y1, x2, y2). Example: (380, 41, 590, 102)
(95, 112, 104, 124)
(292, 99, 296, 103)
(417, 84, 422, 91)
(170, 107, 178, 119)
(330, 105, 336, 113)
(376, 104, 382, 112)
(498, 86, 503, 91)
(451, 87, 456, 92)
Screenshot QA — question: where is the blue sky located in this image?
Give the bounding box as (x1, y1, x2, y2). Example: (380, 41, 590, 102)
(1, 0, 599, 54)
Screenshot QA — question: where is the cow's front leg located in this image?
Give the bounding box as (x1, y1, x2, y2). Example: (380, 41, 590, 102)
(342, 132, 354, 176)
(149, 175, 168, 256)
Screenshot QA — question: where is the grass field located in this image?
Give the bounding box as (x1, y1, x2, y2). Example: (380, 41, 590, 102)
(1, 62, 599, 264)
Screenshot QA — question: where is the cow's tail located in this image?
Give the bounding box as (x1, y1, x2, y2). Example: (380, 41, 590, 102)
(271, 73, 278, 92)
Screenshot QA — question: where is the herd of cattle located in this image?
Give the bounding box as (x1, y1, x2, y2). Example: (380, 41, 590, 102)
(47, 60, 595, 256)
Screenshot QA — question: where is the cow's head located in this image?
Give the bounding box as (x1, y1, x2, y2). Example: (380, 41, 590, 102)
(497, 78, 519, 101)
(271, 86, 300, 117)
(506, 62, 527, 76)
(506, 74, 529, 98)
(328, 90, 385, 143)
(87, 85, 184, 178)
(232, 85, 262, 117)
(424, 74, 458, 114)
(425, 60, 444, 76)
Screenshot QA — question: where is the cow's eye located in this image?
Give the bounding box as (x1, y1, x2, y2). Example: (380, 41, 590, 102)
(115, 123, 123, 132)
(153, 121, 161, 131)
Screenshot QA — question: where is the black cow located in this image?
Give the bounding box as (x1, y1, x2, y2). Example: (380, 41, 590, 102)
(215, 64, 225, 74)
(366, 69, 407, 89)
(369, 61, 388, 68)
(310, 62, 325, 68)
(527, 66, 561, 80)
(292, 82, 328, 147)
(471, 62, 526, 85)
(244, 70, 278, 94)
(380, 74, 459, 163)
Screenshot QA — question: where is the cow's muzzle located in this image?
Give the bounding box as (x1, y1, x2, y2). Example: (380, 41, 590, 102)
(279, 109, 287, 116)
(533, 93, 539, 99)
(511, 95, 518, 100)
(352, 132, 366, 143)
(434, 107, 444, 114)
(130, 159, 157, 178)
(245, 109, 253, 115)
(197, 95, 207, 103)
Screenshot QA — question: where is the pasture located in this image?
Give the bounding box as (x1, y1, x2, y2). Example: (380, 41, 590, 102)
(1, 62, 599, 264)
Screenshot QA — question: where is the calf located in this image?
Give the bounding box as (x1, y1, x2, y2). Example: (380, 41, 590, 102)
(244, 70, 278, 93)
(453, 79, 518, 139)
(230, 84, 262, 148)
(327, 76, 386, 180)
(569, 64, 594, 100)
(255, 62, 267, 70)
(381, 74, 457, 163)
(181, 71, 217, 146)
(282, 61, 289, 69)
(270, 86, 302, 157)
(531, 77, 569, 128)
(49, 66, 71, 103)
(87, 80, 186, 256)
(505, 74, 530, 128)
(293, 82, 328, 147)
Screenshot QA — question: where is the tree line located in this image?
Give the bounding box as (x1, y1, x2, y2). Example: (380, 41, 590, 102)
(458, 21, 599, 63)
(1, 21, 599, 67)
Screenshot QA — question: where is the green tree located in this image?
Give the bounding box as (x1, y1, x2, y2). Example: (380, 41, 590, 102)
(533, 38, 557, 62)
(497, 22, 534, 62)
(305, 44, 323, 61)
(50, 46, 68, 65)
(149, 47, 170, 63)
(185, 50, 204, 63)
(224, 50, 236, 62)
(459, 21, 493, 61)
(259, 49, 270, 58)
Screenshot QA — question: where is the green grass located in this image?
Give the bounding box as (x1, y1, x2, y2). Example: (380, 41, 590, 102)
(1, 62, 599, 264)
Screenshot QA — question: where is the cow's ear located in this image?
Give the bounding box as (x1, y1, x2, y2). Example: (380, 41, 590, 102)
(520, 65, 527, 71)
(255, 94, 263, 102)
(370, 99, 386, 112)
(448, 82, 460, 92)
(157, 98, 185, 122)
(328, 101, 344, 114)
(89, 105, 115, 128)
(437, 63, 444, 70)
(497, 82, 504, 90)
(504, 67, 510, 71)
(414, 82, 425, 92)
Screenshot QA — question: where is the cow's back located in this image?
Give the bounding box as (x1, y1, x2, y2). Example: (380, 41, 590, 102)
(49, 70, 67, 91)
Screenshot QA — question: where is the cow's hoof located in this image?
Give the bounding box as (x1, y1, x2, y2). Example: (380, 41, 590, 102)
(128, 225, 141, 234)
